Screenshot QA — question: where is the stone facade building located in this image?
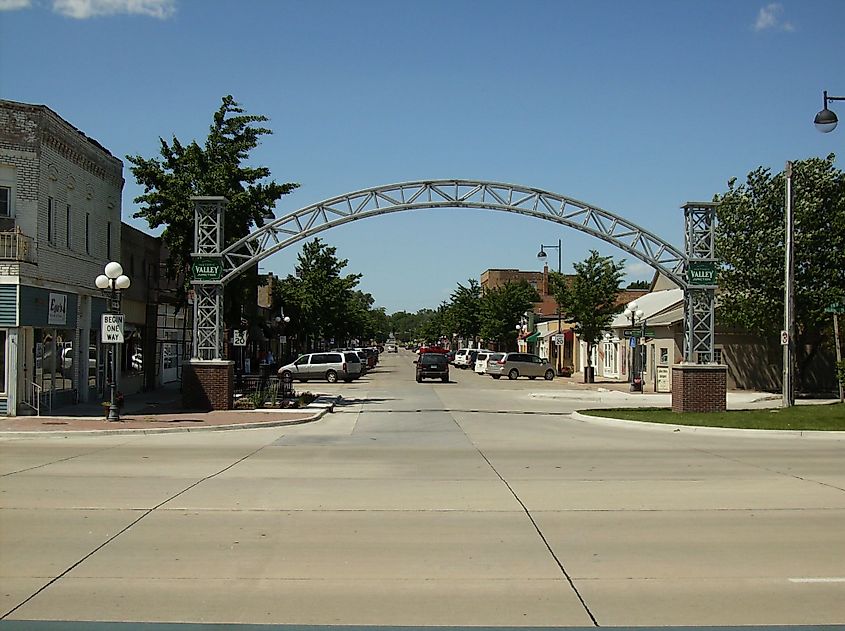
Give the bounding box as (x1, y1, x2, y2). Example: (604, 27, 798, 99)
(0, 99, 124, 414)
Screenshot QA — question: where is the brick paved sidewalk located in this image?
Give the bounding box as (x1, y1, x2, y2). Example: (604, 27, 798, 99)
(0, 382, 325, 434)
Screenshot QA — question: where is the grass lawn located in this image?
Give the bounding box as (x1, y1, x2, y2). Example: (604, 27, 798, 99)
(579, 403, 845, 431)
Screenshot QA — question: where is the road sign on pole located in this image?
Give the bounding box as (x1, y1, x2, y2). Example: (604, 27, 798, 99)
(780, 330, 789, 346)
(101, 314, 124, 343)
(233, 330, 247, 346)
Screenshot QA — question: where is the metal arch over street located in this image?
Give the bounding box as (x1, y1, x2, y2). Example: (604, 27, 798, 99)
(218, 179, 689, 288)
(190, 186, 717, 379)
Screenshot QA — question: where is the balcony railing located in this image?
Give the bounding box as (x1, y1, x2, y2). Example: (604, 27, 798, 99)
(0, 231, 36, 263)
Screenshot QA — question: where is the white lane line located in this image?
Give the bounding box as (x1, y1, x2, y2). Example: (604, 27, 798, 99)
(789, 577, 845, 583)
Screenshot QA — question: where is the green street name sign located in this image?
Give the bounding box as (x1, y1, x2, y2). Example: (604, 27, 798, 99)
(192, 258, 222, 281)
(687, 261, 718, 286)
(623, 329, 655, 338)
(825, 303, 845, 314)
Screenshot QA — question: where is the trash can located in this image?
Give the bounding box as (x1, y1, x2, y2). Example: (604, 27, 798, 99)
(584, 366, 595, 383)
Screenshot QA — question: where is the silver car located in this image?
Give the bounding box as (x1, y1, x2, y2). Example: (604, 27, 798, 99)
(277, 351, 362, 383)
(487, 352, 555, 380)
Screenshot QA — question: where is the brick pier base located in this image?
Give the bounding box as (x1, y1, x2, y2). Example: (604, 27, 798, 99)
(182, 360, 234, 410)
(671, 364, 727, 413)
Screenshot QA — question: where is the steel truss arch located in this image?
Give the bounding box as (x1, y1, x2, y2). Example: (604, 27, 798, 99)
(219, 179, 689, 288)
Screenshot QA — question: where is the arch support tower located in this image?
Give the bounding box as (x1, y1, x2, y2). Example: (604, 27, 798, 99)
(673, 201, 726, 413)
(183, 196, 233, 410)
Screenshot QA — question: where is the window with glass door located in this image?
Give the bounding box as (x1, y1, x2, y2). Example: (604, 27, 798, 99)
(0, 330, 7, 394)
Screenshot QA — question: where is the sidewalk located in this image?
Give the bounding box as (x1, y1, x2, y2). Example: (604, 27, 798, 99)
(0, 382, 327, 435)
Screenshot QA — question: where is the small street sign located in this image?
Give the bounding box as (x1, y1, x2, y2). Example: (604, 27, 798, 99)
(623, 329, 655, 338)
(191, 258, 222, 281)
(687, 261, 718, 286)
(780, 330, 789, 346)
(552, 334, 566, 344)
(101, 314, 125, 343)
(824, 303, 845, 314)
(233, 330, 247, 346)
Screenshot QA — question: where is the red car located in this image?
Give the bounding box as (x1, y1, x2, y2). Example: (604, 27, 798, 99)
(417, 346, 449, 355)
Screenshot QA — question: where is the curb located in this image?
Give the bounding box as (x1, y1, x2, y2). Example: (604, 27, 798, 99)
(0, 396, 342, 437)
(571, 410, 845, 439)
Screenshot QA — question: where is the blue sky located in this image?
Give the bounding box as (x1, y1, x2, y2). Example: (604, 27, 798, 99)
(1, 0, 843, 313)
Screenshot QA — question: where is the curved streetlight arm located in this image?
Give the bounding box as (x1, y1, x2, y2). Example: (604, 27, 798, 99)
(823, 91, 845, 108)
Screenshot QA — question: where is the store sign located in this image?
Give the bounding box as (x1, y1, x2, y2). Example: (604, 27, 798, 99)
(101, 314, 125, 343)
(687, 261, 718, 286)
(48, 293, 67, 325)
(191, 258, 222, 281)
(656, 366, 671, 392)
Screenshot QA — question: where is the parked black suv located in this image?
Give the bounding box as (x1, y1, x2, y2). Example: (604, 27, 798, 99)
(415, 352, 449, 383)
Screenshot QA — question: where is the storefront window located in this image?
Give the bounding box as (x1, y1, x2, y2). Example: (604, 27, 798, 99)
(88, 329, 99, 389)
(603, 342, 617, 372)
(34, 328, 77, 394)
(123, 327, 144, 374)
(0, 330, 6, 394)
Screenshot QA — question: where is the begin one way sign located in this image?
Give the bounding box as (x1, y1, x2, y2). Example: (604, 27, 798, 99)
(102, 314, 125, 343)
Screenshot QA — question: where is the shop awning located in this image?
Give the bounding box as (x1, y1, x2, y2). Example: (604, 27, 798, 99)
(524, 331, 541, 343)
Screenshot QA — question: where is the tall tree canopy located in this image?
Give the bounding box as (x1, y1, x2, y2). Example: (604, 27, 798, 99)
(449, 279, 482, 341)
(479, 281, 540, 348)
(274, 238, 362, 350)
(550, 250, 625, 370)
(714, 154, 845, 380)
(127, 95, 299, 301)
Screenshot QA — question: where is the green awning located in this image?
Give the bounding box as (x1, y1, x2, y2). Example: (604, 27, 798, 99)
(524, 331, 541, 343)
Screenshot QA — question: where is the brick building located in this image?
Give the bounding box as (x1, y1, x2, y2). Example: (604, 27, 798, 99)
(0, 99, 124, 414)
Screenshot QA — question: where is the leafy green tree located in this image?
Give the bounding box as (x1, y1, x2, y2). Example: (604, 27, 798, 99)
(714, 154, 845, 385)
(626, 280, 650, 290)
(389, 311, 417, 342)
(550, 251, 625, 376)
(127, 95, 299, 320)
(479, 281, 540, 349)
(273, 238, 361, 351)
(448, 279, 482, 342)
(418, 303, 453, 344)
(366, 306, 392, 343)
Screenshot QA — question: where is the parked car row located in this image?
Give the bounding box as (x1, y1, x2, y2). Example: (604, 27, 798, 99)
(277, 346, 382, 383)
(452, 349, 556, 380)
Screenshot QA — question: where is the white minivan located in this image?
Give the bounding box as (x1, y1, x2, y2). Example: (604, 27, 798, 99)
(454, 348, 482, 368)
(475, 351, 503, 374)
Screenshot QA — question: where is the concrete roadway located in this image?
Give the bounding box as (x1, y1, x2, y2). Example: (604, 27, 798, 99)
(1, 350, 843, 627)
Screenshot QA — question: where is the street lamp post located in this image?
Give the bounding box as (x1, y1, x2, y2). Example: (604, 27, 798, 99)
(274, 311, 290, 363)
(623, 300, 644, 392)
(95, 261, 131, 422)
(538, 239, 563, 374)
